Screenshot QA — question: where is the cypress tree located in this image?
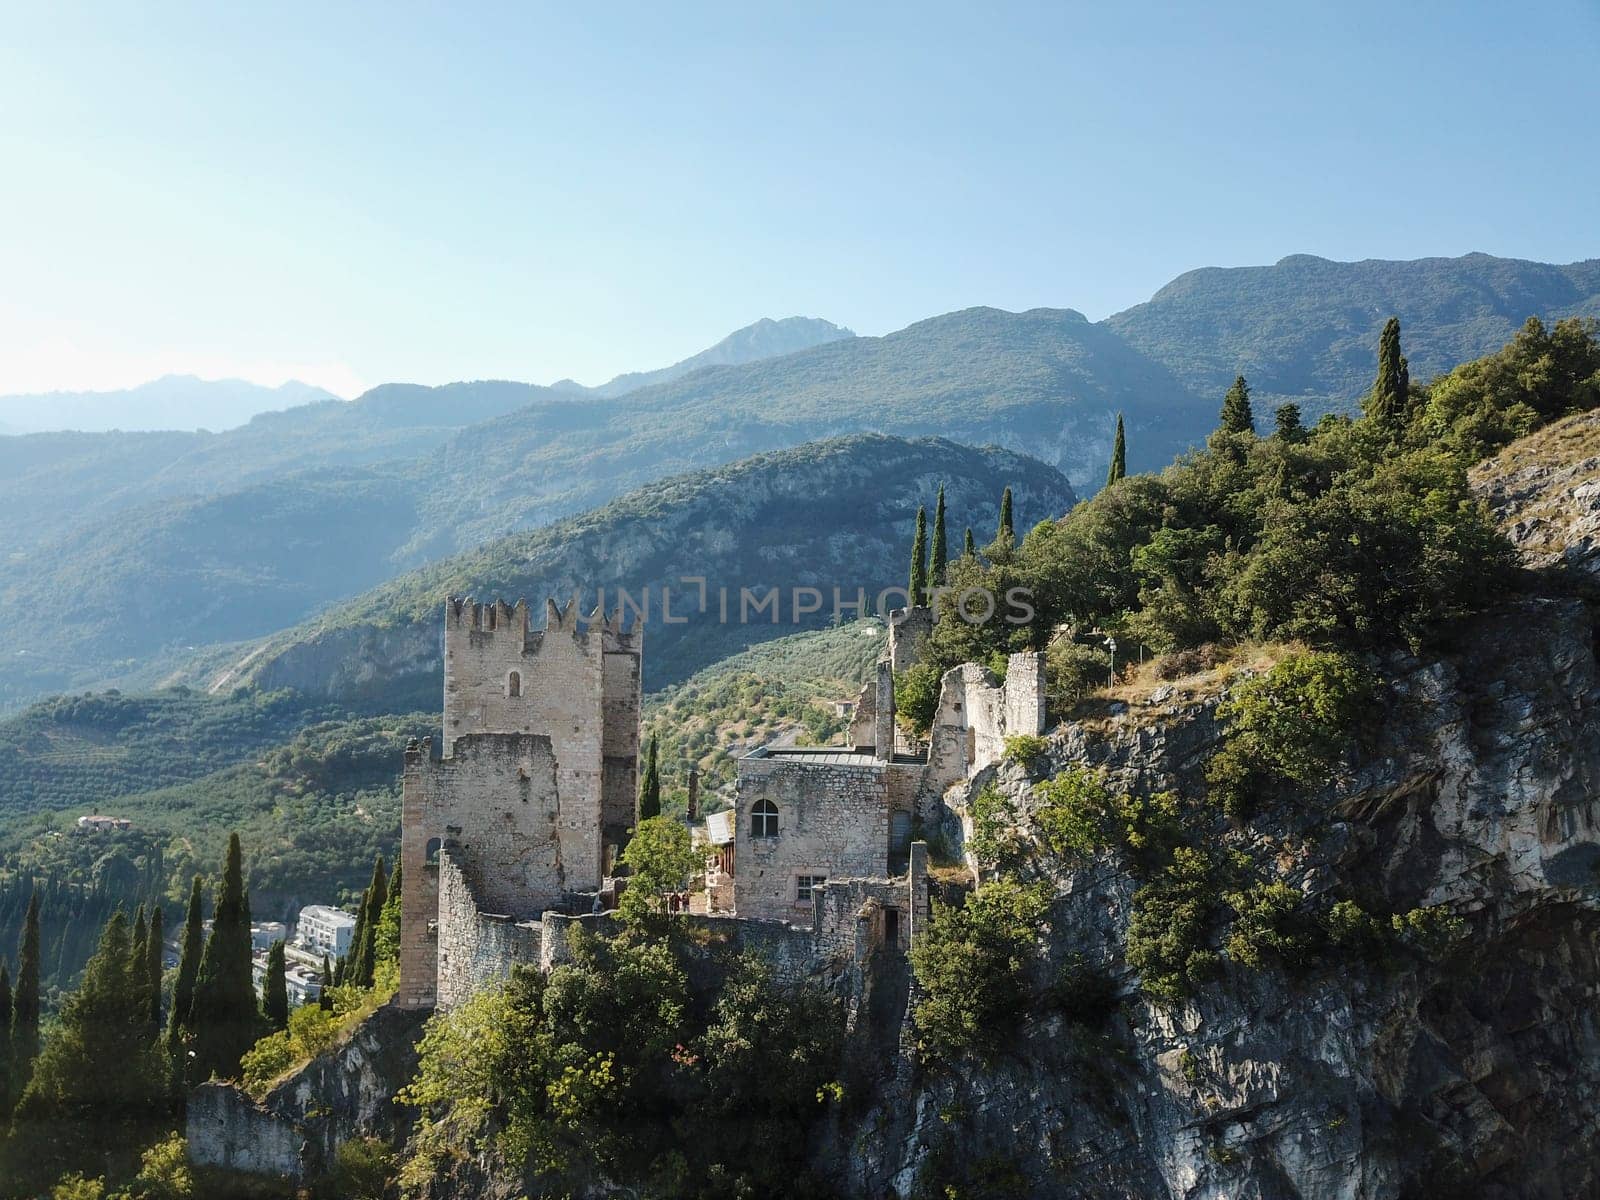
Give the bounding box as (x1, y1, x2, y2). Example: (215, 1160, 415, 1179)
(14, 910, 162, 1153)
(145, 906, 164, 1037)
(1274, 402, 1304, 441)
(12, 891, 41, 1098)
(963, 527, 976, 559)
(130, 905, 148, 999)
(1365, 316, 1409, 429)
(374, 860, 403, 969)
(1219, 375, 1255, 434)
(638, 735, 661, 822)
(997, 487, 1014, 540)
(929, 486, 948, 585)
(320, 955, 334, 1012)
(0, 959, 11, 1113)
(188, 834, 257, 1082)
(166, 876, 203, 1049)
(908, 506, 928, 607)
(353, 856, 388, 989)
(1107, 413, 1127, 485)
(262, 940, 289, 1030)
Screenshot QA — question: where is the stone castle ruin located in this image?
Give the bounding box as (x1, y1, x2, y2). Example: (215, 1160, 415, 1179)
(398, 595, 1046, 1012)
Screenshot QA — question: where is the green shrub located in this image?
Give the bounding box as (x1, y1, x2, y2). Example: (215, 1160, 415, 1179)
(1390, 905, 1466, 956)
(894, 663, 942, 736)
(1031, 769, 1182, 871)
(910, 878, 1050, 1060)
(323, 1137, 395, 1200)
(1207, 651, 1376, 818)
(1126, 847, 1223, 1003)
(965, 785, 1022, 868)
(1003, 734, 1049, 764)
(1323, 899, 1388, 960)
(1223, 881, 1316, 969)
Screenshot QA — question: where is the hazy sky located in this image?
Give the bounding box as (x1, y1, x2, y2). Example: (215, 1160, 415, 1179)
(1, 1, 1596, 398)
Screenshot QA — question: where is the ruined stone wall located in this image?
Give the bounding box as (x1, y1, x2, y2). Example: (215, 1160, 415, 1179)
(434, 849, 545, 1010)
(919, 651, 1048, 812)
(600, 629, 643, 853)
(886, 605, 933, 672)
(1003, 649, 1046, 736)
(398, 733, 563, 1008)
(849, 677, 876, 751)
(733, 757, 888, 921)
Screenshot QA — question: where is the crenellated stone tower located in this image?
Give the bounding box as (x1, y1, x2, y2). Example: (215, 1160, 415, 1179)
(397, 597, 642, 1009)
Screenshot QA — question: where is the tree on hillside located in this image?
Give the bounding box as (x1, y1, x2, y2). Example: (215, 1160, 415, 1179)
(997, 487, 1014, 540)
(1274, 402, 1304, 441)
(352, 856, 389, 989)
(14, 910, 164, 1185)
(1219, 375, 1255, 434)
(374, 860, 403, 968)
(0, 959, 12, 1112)
(930, 486, 949, 585)
(166, 876, 204, 1060)
(262, 941, 289, 1031)
(908, 505, 929, 607)
(188, 834, 258, 1082)
(964, 527, 976, 559)
(1107, 413, 1127, 485)
(638, 735, 662, 822)
(1365, 316, 1410, 430)
(12, 891, 41, 1099)
(618, 817, 698, 926)
(320, 956, 334, 1012)
(145, 906, 164, 1037)
(130, 906, 148, 1011)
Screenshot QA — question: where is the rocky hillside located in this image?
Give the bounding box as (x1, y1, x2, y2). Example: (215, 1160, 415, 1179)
(202, 435, 1074, 703)
(833, 589, 1600, 1198)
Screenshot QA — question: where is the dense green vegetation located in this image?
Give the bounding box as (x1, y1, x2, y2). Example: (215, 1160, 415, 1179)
(399, 930, 843, 1198)
(912, 316, 1600, 695)
(0, 835, 324, 1199)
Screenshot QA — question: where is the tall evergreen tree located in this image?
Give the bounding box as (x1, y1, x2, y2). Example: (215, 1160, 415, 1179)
(320, 955, 334, 1012)
(14, 910, 163, 1180)
(638, 735, 662, 822)
(1274, 402, 1305, 441)
(1219, 375, 1255, 434)
(130, 905, 148, 999)
(11, 891, 41, 1099)
(1107, 413, 1127, 485)
(963, 527, 976, 559)
(908, 505, 929, 607)
(997, 487, 1014, 540)
(929, 486, 948, 585)
(188, 834, 257, 1082)
(374, 860, 403, 969)
(145, 906, 164, 1037)
(166, 876, 203, 1048)
(353, 856, 388, 989)
(0, 959, 12, 1113)
(262, 941, 289, 1031)
(1365, 316, 1410, 429)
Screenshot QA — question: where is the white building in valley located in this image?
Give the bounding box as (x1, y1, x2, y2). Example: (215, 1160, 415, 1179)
(294, 905, 358, 958)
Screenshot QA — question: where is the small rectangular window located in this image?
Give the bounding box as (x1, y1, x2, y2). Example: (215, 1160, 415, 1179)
(796, 875, 827, 902)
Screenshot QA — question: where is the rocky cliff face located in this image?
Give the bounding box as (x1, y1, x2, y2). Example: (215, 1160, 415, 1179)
(836, 594, 1600, 1199)
(188, 1004, 429, 1185)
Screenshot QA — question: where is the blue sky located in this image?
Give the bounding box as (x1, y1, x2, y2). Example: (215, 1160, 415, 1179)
(1, 1, 1595, 397)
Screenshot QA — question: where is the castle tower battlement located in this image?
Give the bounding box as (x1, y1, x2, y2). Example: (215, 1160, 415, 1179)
(401, 596, 644, 1009)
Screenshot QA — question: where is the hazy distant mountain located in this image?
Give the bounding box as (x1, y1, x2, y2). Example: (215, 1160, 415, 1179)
(585, 316, 855, 397)
(1, 252, 1595, 713)
(1106, 252, 1600, 415)
(0, 375, 338, 434)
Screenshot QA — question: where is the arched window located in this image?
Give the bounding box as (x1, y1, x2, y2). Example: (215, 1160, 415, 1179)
(751, 799, 779, 839)
(425, 837, 442, 866)
(507, 671, 521, 698)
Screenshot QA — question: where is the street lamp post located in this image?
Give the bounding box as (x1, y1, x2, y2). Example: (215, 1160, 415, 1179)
(1106, 636, 1118, 687)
